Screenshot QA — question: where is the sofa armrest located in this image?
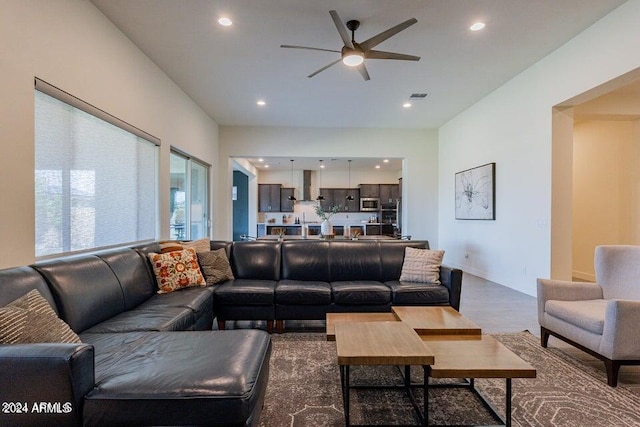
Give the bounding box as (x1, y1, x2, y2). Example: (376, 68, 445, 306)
(0, 343, 94, 427)
(536, 278, 603, 325)
(601, 299, 640, 359)
(440, 265, 463, 311)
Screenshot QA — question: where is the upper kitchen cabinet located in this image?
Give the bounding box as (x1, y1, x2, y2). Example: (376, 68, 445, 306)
(259, 183, 281, 212)
(280, 188, 295, 212)
(319, 188, 360, 212)
(358, 184, 379, 198)
(379, 184, 400, 204)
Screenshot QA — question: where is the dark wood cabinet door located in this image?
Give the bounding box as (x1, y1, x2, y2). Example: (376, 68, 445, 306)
(379, 184, 399, 204)
(359, 184, 379, 198)
(258, 184, 281, 212)
(280, 188, 294, 212)
(345, 189, 360, 212)
(332, 189, 348, 211)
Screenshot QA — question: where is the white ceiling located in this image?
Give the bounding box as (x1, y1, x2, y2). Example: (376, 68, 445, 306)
(91, 0, 627, 130)
(240, 156, 403, 172)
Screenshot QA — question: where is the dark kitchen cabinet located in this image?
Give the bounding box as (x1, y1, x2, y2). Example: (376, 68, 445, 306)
(259, 184, 281, 212)
(319, 188, 359, 212)
(359, 184, 379, 198)
(379, 184, 399, 204)
(280, 188, 295, 212)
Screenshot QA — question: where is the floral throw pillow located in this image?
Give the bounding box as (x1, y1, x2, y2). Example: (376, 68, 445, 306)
(399, 247, 445, 284)
(197, 249, 235, 286)
(149, 248, 206, 294)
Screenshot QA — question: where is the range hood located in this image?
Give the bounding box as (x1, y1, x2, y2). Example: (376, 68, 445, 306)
(301, 170, 312, 201)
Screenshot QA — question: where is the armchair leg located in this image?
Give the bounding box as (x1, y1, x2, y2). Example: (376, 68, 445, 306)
(540, 326, 550, 348)
(604, 359, 621, 387)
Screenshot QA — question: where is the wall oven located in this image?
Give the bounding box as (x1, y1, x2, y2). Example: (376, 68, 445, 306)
(360, 198, 380, 212)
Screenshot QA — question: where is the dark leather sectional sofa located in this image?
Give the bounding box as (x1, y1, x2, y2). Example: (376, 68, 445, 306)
(0, 241, 270, 427)
(0, 238, 461, 426)
(214, 239, 462, 333)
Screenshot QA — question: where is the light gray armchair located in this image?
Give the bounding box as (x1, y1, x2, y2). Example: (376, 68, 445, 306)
(537, 245, 640, 386)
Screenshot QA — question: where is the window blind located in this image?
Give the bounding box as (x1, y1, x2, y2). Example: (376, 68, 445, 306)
(34, 80, 158, 258)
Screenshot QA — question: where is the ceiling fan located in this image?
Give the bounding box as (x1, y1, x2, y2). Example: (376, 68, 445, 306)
(281, 10, 420, 81)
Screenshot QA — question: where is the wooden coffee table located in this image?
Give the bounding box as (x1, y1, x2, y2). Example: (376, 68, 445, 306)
(326, 312, 397, 341)
(392, 306, 481, 336)
(335, 321, 434, 427)
(421, 335, 536, 427)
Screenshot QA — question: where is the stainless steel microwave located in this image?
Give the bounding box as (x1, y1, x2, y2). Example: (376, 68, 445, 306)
(360, 198, 380, 211)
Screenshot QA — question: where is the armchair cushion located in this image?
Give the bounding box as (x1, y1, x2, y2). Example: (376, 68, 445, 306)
(545, 299, 608, 335)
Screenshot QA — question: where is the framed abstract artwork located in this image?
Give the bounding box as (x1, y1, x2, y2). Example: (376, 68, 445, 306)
(455, 162, 495, 220)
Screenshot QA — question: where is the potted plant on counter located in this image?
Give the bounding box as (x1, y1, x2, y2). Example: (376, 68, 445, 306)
(314, 204, 340, 237)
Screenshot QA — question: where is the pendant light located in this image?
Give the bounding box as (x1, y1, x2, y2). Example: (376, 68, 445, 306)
(288, 159, 297, 201)
(316, 160, 325, 201)
(346, 159, 354, 201)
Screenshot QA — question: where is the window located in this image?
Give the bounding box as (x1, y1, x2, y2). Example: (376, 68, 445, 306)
(34, 79, 158, 258)
(170, 150, 209, 240)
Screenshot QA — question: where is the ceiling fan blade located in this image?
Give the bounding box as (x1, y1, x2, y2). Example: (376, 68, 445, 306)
(308, 59, 342, 78)
(357, 63, 370, 81)
(359, 18, 418, 52)
(329, 10, 354, 49)
(365, 50, 420, 61)
(280, 45, 341, 54)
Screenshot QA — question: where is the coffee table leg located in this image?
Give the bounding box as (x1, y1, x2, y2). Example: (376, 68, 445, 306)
(405, 365, 411, 387)
(506, 378, 512, 427)
(344, 365, 350, 426)
(424, 366, 429, 427)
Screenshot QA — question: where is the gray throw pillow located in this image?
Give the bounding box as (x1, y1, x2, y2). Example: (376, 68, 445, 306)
(0, 289, 81, 344)
(197, 249, 235, 286)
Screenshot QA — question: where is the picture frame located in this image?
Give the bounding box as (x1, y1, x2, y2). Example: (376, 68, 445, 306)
(455, 162, 495, 220)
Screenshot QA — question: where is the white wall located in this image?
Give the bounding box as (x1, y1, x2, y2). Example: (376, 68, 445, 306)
(438, 0, 640, 295)
(218, 126, 438, 245)
(0, 0, 218, 268)
(572, 120, 640, 280)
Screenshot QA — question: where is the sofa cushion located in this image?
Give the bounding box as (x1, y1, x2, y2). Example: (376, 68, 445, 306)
(197, 249, 235, 285)
(148, 248, 206, 294)
(400, 247, 445, 284)
(231, 241, 281, 280)
(328, 241, 383, 282)
(545, 299, 607, 335)
(386, 281, 450, 305)
(82, 330, 271, 427)
(97, 248, 155, 310)
(81, 304, 194, 333)
(33, 256, 126, 333)
(0, 290, 81, 344)
(281, 240, 330, 281)
(214, 279, 276, 305)
(275, 280, 332, 305)
(331, 281, 391, 305)
(0, 266, 59, 314)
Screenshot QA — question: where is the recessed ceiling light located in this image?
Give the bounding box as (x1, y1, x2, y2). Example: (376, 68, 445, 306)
(218, 17, 232, 27)
(470, 22, 485, 31)
(264, 164, 270, 168)
(256, 100, 266, 106)
(258, 158, 264, 162)
(375, 165, 381, 169)
(320, 164, 325, 169)
(383, 159, 389, 163)
(403, 102, 412, 108)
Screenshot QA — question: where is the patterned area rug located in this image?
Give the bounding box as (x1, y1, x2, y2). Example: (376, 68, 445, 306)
(259, 331, 640, 427)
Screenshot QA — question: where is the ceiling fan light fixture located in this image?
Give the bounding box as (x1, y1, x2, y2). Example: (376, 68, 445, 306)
(342, 50, 364, 67)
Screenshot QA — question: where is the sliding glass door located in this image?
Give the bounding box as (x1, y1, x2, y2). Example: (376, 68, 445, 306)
(170, 150, 209, 240)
